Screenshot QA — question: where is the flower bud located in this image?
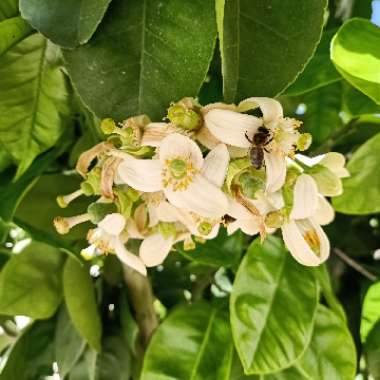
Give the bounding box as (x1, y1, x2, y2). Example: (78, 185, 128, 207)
(81, 244, 97, 261)
(167, 104, 201, 131)
(100, 118, 117, 135)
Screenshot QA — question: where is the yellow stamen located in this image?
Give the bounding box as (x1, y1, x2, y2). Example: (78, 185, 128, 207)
(162, 157, 198, 191)
(54, 214, 91, 235)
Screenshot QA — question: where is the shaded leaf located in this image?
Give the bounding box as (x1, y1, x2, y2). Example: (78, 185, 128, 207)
(217, 0, 327, 102)
(0, 0, 19, 21)
(64, 0, 217, 120)
(20, 0, 112, 48)
(141, 303, 234, 380)
(285, 29, 341, 96)
(55, 305, 86, 379)
(63, 258, 102, 352)
(333, 132, 380, 214)
(0, 34, 71, 177)
(0, 242, 64, 319)
(0, 16, 34, 56)
(331, 18, 380, 104)
(230, 236, 318, 374)
(343, 85, 380, 117)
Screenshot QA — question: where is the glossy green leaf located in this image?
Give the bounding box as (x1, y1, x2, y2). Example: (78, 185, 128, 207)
(217, 0, 327, 102)
(299, 82, 343, 146)
(0, 242, 64, 319)
(141, 303, 234, 380)
(0, 320, 56, 380)
(230, 236, 318, 374)
(0, 34, 71, 177)
(331, 18, 380, 104)
(360, 281, 380, 341)
(343, 85, 380, 117)
(365, 319, 380, 380)
(55, 305, 86, 379)
(20, 0, 111, 48)
(177, 229, 243, 268)
(0, 0, 19, 20)
(63, 258, 102, 352)
(333, 132, 380, 214)
(268, 306, 356, 379)
(285, 29, 341, 96)
(64, 0, 216, 121)
(0, 16, 34, 56)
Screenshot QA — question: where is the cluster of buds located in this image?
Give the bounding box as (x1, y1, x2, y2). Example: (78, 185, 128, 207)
(54, 97, 349, 275)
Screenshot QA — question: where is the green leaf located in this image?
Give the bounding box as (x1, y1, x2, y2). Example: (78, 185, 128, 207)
(333, 132, 380, 214)
(0, 16, 34, 57)
(177, 228, 243, 268)
(331, 18, 380, 104)
(264, 306, 356, 380)
(0, 148, 57, 222)
(55, 305, 86, 379)
(63, 257, 102, 352)
(63, 0, 217, 120)
(19, 0, 111, 48)
(285, 29, 341, 96)
(360, 281, 380, 342)
(0, 320, 56, 380)
(230, 236, 318, 374)
(343, 85, 380, 118)
(365, 319, 380, 380)
(141, 303, 234, 380)
(0, 0, 19, 21)
(0, 242, 64, 319)
(217, 0, 327, 102)
(0, 34, 71, 177)
(298, 82, 343, 146)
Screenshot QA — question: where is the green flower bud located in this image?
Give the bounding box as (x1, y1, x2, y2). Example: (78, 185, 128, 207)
(297, 133, 312, 151)
(167, 104, 201, 130)
(100, 118, 117, 135)
(87, 202, 117, 224)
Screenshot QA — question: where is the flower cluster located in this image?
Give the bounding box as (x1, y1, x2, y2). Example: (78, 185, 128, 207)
(54, 97, 349, 275)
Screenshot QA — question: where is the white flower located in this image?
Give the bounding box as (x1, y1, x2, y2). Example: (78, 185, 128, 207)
(115, 134, 229, 218)
(282, 174, 331, 266)
(204, 97, 302, 193)
(83, 213, 147, 276)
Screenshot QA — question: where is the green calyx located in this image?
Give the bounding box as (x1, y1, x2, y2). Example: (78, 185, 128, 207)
(81, 167, 102, 196)
(239, 172, 265, 199)
(170, 159, 187, 179)
(167, 104, 201, 131)
(114, 186, 140, 218)
(87, 202, 117, 224)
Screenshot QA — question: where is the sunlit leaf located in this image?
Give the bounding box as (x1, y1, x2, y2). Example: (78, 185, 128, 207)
(331, 18, 380, 104)
(64, 0, 216, 120)
(216, 0, 327, 101)
(365, 319, 380, 380)
(333, 132, 380, 214)
(360, 281, 380, 341)
(230, 236, 318, 374)
(20, 0, 111, 48)
(0, 242, 64, 319)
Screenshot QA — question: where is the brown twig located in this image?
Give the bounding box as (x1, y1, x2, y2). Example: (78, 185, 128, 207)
(122, 265, 159, 349)
(333, 248, 378, 282)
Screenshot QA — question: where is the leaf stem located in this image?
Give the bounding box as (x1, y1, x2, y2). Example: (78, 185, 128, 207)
(122, 265, 158, 349)
(333, 248, 378, 282)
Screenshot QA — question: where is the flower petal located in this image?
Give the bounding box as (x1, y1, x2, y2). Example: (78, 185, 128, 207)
(238, 97, 283, 123)
(165, 174, 228, 218)
(314, 195, 335, 226)
(227, 196, 253, 220)
(264, 151, 287, 193)
(282, 218, 330, 266)
(201, 144, 230, 187)
(98, 213, 126, 236)
(141, 123, 183, 147)
(320, 152, 349, 178)
(139, 233, 174, 267)
(156, 201, 181, 223)
(204, 109, 262, 148)
(117, 155, 162, 192)
(126, 219, 145, 239)
(290, 174, 319, 220)
(195, 126, 220, 150)
(114, 240, 147, 276)
(147, 203, 159, 227)
(159, 133, 203, 169)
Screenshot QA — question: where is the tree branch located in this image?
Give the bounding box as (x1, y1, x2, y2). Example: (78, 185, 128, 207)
(122, 265, 159, 349)
(333, 248, 378, 282)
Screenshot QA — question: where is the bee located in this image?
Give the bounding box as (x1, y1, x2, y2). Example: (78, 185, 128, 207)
(245, 126, 273, 169)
